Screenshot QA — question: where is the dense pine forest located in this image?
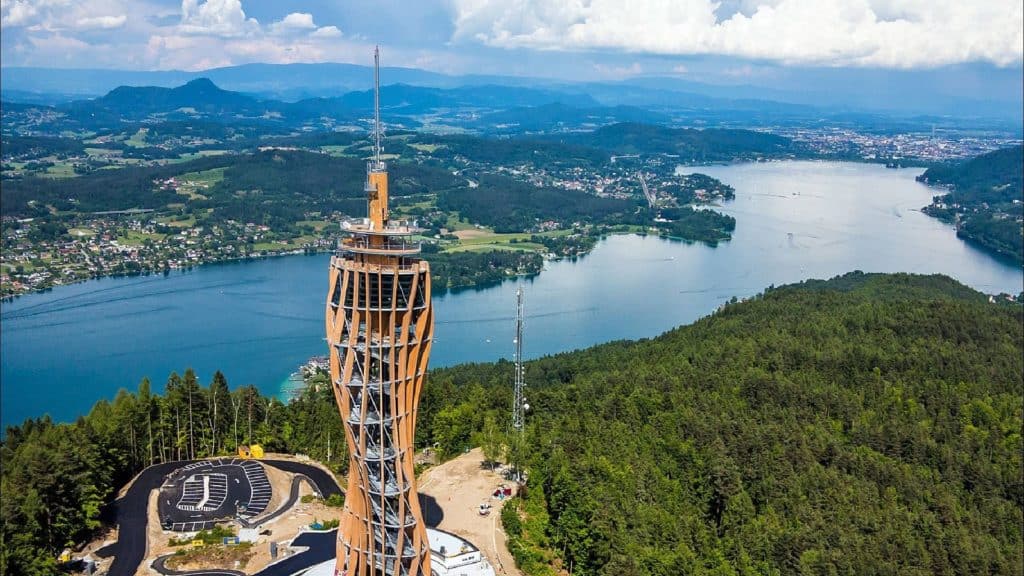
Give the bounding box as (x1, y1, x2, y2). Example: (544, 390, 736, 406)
(0, 372, 345, 574)
(428, 272, 1023, 575)
(2, 272, 1021, 575)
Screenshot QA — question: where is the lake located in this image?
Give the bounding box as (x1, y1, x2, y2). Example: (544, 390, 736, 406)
(2, 161, 1020, 426)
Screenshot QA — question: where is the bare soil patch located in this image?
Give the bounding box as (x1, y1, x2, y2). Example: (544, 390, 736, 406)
(453, 228, 492, 239)
(418, 448, 522, 576)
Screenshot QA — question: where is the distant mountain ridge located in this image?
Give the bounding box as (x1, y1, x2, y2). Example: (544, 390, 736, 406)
(3, 61, 1020, 121)
(334, 83, 600, 113)
(77, 78, 268, 119)
(9, 79, 680, 131)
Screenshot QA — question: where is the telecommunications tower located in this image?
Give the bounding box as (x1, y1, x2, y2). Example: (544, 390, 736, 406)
(512, 286, 525, 434)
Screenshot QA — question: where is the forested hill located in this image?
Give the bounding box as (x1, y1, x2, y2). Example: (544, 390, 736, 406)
(918, 145, 1023, 204)
(0, 149, 463, 219)
(918, 145, 1024, 264)
(2, 272, 1020, 574)
(556, 122, 799, 159)
(425, 272, 1023, 575)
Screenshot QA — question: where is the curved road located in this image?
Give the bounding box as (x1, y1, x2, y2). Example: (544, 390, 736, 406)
(262, 460, 341, 498)
(104, 461, 197, 576)
(105, 459, 341, 576)
(149, 531, 336, 576)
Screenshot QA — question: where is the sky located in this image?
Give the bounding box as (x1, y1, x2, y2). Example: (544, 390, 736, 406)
(1, 0, 1022, 85)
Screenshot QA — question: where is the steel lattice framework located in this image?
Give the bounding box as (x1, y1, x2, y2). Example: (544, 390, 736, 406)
(326, 47, 434, 576)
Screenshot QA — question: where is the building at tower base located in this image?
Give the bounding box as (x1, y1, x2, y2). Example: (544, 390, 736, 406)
(302, 529, 496, 576)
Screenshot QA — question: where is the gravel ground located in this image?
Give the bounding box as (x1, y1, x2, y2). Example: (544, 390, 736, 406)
(417, 448, 523, 576)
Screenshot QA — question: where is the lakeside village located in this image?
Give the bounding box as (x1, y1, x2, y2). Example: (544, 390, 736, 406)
(281, 356, 331, 401)
(0, 211, 337, 298)
(0, 151, 736, 298)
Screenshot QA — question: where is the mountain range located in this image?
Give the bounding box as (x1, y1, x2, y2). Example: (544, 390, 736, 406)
(4, 78, 656, 131)
(3, 77, 843, 136)
(3, 62, 1021, 123)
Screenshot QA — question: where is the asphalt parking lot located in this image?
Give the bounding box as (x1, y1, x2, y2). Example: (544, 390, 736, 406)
(158, 459, 275, 531)
(104, 459, 342, 576)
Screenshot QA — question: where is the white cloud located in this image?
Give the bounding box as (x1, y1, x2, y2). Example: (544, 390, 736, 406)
(3, 0, 129, 32)
(146, 33, 232, 69)
(1, 0, 37, 26)
(179, 0, 257, 37)
(311, 25, 341, 38)
(270, 11, 315, 34)
(120, 4, 347, 70)
(76, 14, 126, 29)
(450, 0, 1024, 68)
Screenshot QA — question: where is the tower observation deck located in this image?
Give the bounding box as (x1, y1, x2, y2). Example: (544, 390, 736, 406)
(326, 47, 435, 576)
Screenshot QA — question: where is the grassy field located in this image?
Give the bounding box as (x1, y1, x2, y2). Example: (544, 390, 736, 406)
(320, 145, 350, 156)
(124, 128, 149, 148)
(444, 214, 478, 232)
(174, 150, 229, 162)
(176, 167, 226, 200)
(391, 196, 437, 214)
(252, 241, 302, 251)
(61, 130, 96, 139)
(180, 167, 226, 184)
(2, 261, 36, 273)
(409, 143, 442, 153)
(156, 216, 197, 228)
(40, 162, 78, 178)
(117, 230, 167, 246)
(296, 220, 333, 231)
(84, 148, 123, 158)
(445, 241, 544, 253)
(440, 229, 547, 253)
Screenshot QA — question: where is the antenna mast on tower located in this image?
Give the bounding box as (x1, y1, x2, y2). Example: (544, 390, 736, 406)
(512, 286, 525, 434)
(373, 45, 382, 168)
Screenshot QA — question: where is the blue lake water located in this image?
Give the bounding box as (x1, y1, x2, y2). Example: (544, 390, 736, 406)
(2, 161, 1020, 426)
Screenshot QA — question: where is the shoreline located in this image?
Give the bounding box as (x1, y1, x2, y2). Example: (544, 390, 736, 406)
(2, 231, 604, 304)
(917, 193, 1024, 269)
(1, 247, 332, 303)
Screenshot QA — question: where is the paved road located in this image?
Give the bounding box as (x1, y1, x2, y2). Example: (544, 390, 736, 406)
(241, 474, 314, 528)
(254, 530, 336, 576)
(106, 461, 197, 576)
(151, 531, 336, 576)
(106, 459, 341, 576)
(262, 460, 342, 498)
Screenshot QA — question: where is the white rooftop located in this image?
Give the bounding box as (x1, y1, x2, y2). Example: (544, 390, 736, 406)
(428, 528, 475, 557)
(298, 528, 495, 576)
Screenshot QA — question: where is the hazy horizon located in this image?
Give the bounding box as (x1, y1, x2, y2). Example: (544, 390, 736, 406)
(2, 1, 1021, 91)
